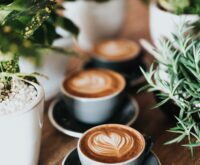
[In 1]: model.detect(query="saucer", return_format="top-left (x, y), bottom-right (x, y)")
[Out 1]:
top-left (62, 149), bottom-right (161, 165)
top-left (48, 96), bottom-right (139, 138)
top-left (83, 60), bottom-right (146, 87)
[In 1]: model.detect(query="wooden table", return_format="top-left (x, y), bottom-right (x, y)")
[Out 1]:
top-left (39, 0), bottom-right (200, 164)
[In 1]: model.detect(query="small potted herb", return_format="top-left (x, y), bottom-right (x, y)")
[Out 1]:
top-left (0, 54), bottom-right (44, 165)
top-left (0, 1), bottom-right (78, 163)
top-left (0, 0), bottom-right (79, 99)
top-left (62, 0), bottom-right (128, 50)
top-left (141, 24), bottom-right (200, 157)
top-left (149, 0), bottom-right (199, 46)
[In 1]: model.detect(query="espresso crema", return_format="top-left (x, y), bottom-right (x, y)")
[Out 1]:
top-left (94, 40), bottom-right (141, 62)
top-left (80, 124), bottom-right (145, 163)
top-left (63, 69), bottom-right (125, 98)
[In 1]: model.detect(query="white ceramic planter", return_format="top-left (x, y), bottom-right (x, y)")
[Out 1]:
top-left (150, 2), bottom-right (198, 47)
top-left (20, 53), bottom-right (67, 100)
top-left (20, 38), bottom-right (73, 100)
top-left (62, 0), bottom-right (127, 50)
top-left (0, 80), bottom-right (44, 165)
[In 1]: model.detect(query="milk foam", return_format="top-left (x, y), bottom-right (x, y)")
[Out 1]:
top-left (88, 131), bottom-right (134, 158)
top-left (80, 125), bottom-right (145, 163)
top-left (101, 42), bottom-right (127, 57)
top-left (71, 73), bottom-right (109, 94)
top-left (64, 69), bottom-right (125, 98)
top-left (94, 40), bottom-right (140, 61)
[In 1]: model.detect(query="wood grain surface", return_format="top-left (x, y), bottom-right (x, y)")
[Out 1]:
top-left (39, 0), bottom-right (200, 164)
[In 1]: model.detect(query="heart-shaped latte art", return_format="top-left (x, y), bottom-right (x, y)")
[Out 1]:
top-left (88, 131), bottom-right (134, 158)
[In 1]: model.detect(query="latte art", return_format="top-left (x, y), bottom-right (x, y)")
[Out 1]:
top-left (80, 124), bottom-right (145, 163)
top-left (88, 132), bottom-right (134, 158)
top-left (63, 69), bottom-right (125, 98)
top-left (73, 75), bottom-right (105, 88)
top-left (94, 40), bottom-right (141, 62)
top-left (70, 73), bottom-right (110, 94)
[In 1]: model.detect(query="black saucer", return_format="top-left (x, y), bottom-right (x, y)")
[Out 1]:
top-left (48, 96), bottom-right (139, 138)
top-left (83, 60), bottom-right (147, 88)
top-left (62, 149), bottom-right (161, 165)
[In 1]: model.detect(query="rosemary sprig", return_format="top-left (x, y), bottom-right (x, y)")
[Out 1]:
top-left (141, 23), bottom-right (200, 157)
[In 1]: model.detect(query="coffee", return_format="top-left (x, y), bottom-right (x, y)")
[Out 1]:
top-left (94, 40), bottom-right (141, 62)
top-left (63, 69), bottom-right (125, 98)
top-left (79, 124), bottom-right (145, 163)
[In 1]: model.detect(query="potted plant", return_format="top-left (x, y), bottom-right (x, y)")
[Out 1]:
top-left (141, 23), bottom-right (200, 156)
top-left (0, 0), bottom-right (79, 100)
top-left (149, 0), bottom-right (199, 47)
top-left (62, 0), bottom-right (128, 50)
top-left (0, 1), bottom-right (78, 163)
top-left (0, 52), bottom-right (44, 164)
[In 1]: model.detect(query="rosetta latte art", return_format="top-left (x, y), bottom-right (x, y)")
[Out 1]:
top-left (94, 40), bottom-right (140, 62)
top-left (72, 74), bottom-right (107, 94)
top-left (101, 42), bottom-right (128, 57)
top-left (64, 69), bottom-right (125, 98)
top-left (88, 131), bottom-right (134, 158)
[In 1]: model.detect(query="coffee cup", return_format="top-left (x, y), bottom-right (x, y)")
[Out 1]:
top-left (91, 39), bottom-right (143, 74)
top-left (78, 124), bottom-right (145, 165)
top-left (60, 69), bottom-right (126, 124)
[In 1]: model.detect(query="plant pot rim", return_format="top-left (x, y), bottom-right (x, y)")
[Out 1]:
top-left (150, 1), bottom-right (198, 17)
top-left (0, 78), bottom-right (44, 118)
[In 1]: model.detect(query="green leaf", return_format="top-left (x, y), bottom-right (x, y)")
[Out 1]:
top-left (182, 143), bottom-right (200, 148)
top-left (137, 84), bottom-right (150, 93)
top-left (0, 0), bottom-right (13, 5)
top-left (164, 133), bottom-right (187, 145)
top-left (151, 97), bottom-right (170, 109)
top-left (56, 16), bottom-right (79, 37)
top-left (31, 19), bottom-right (61, 45)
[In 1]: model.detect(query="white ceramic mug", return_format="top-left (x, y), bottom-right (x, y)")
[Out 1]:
top-left (60, 73), bottom-right (126, 124)
top-left (0, 80), bottom-right (45, 165)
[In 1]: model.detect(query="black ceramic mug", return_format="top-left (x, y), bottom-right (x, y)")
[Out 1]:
top-left (90, 39), bottom-right (144, 74)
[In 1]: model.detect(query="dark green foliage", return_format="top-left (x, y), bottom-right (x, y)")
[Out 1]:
top-left (0, 0), bottom-right (79, 92)
top-left (56, 17), bottom-right (79, 38)
top-left (0, 57), bottom-right (20, 73)
top-left (158, 0), bottom-right (200, 14)
top-left (0, 56), bottom-right (20, 90)
top-left (0, 0), bottom-right (79, 63)
top-left (0, 0), bottom-right (108, 92)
